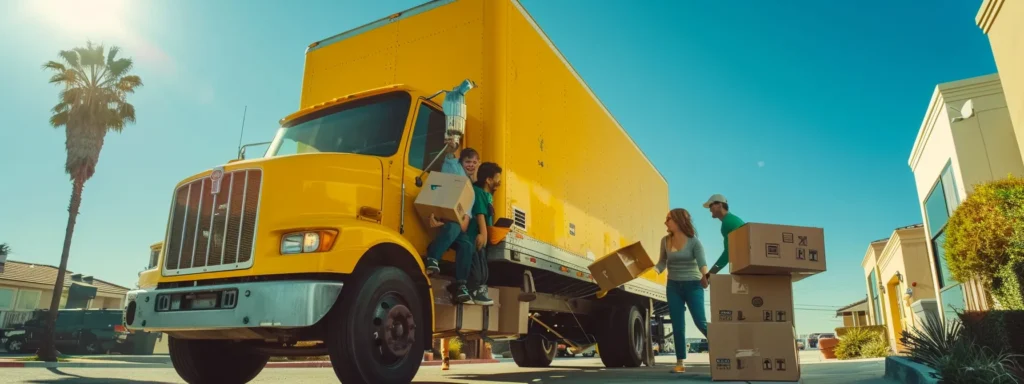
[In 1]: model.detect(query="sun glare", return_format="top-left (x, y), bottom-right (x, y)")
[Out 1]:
top-left (29, 0), bottom-right (132, 40)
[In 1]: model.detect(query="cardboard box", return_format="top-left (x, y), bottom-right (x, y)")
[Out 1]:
top-left (431, 279), bottom-right (500, 334)
top-left (587, 241), bottom-right (655, 292)
top-left (710, 274), bottom-right (794, 324)
top-left (496, 286), bottom-right (530, 335)
top-left (709, 322), bottom-right (800, 382)
top-left (729, 223), bottom-right (827, 276)
top-left (414, 171), bottom-right (475, 224)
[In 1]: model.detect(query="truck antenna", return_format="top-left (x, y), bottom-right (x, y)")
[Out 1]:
top-left (236, 105), bottom-right (248, 156)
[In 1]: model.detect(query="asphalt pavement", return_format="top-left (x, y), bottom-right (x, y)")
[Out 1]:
top-left (0, 355), bottom-right (895, 384)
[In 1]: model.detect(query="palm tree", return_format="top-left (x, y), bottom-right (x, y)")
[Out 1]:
top-left (38, 42), bottom-right (142, 361)
top-left (0, 243), bottom-right (10, 258)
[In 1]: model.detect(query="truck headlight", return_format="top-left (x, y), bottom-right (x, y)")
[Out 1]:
top-left (281, 230), bottom-right (338, 254)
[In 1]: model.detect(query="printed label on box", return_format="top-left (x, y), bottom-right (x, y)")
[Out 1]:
top-left (776, 358), bottom-right (787, 371)
top-left (716, 358), bottom-right (732, 370)
top-left (783, 232), bottom-right (794, 243)
top-left (766, 243), bottom-right (781, 258)
top-left (797, 248), bottom-right (806, 260)
top-left (810, 249), bottom-right (819, 261)
top-left (752, 296), bottom-right (764, 307)
top-left (763, 310), bottom-right (773, 321)
top-left (762, 358), bottom-right (773, 370)
top-left (718, 310), bottom-right (734, 321)
top-left (776, 310), bottom-right (787, 322)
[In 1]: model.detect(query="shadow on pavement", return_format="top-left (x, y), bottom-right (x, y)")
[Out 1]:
top-left (15, 369), bottom-right (174, 384)
top-left (437, 364), bottom-right (713, 383)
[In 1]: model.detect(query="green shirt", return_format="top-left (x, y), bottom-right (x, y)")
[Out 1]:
top-left (466, 185), bottom-right (493, 240)
top-left (710, 212), bottom-right (745, 273)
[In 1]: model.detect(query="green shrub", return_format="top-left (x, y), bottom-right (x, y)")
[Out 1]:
top-left (835, 325), bottom-right (886, 338)
top-left (448, 338), bottom-right (463, 360)
top-left (960, 310), bottom-right (1024, 379)
top-left (835, 327), bottom-right (886, 360)
top-left (932, 340), bottom-right (1021, 384)
top-left (944, 176), bottom-right (1024, 309)
top-left (861, 336), bottom-right (891, 358)
top-left (901, 313), bottom-right (963, 367)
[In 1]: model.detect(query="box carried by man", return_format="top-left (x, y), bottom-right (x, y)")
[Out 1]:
top-left (728, 223), bottom-right (827, 278)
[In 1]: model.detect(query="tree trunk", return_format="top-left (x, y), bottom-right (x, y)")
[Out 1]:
top-left (37, 179), bottom-right (84, 362)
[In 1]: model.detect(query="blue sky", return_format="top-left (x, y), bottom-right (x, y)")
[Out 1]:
top-left (0, 0), bottom-right (996, 338)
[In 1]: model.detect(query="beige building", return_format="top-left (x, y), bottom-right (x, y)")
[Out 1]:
top-left (908, 73), bottom-right (1024, 324)
top-left (861, 224), bottom-right (936, 352)
top-left (835, 298), bottom-right (869, 327)
top-left (0, 260), bottom-right (129, 328)
top-left (977, 0), bottom-right (1024, 160)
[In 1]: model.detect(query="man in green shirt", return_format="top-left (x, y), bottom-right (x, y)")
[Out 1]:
top-left (454, 161), bottom-right (502, 305)
top-left (703, 194), bottom-right (745, 275)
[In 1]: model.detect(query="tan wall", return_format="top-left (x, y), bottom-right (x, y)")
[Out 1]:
top-left (950, 91), bottom-right (1024, 192)
top-left (979, 0), bottom-right (1024, 161)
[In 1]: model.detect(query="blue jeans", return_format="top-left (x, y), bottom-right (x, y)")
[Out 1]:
top-left (667, 279), bottom-right (708, 360)
top-left (425, 221), bottom-right (478, 284)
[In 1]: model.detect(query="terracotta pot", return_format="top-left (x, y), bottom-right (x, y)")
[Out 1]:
top-left (818, 338), bottom-right (839, 359)
top-left (423, 352), bottom-right (434, 361)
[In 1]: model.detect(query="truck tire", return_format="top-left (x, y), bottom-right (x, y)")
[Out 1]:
top-left (326, 266), bottom-right (424, 384)
top-left (168, 337), bottom-right (268, 384)
top-left (596, 305), bottom-right (645, 368)
top-left (509, 333), bottom-right (556, 368)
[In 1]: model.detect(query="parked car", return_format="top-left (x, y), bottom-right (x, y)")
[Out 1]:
top-left (688, 339), bottom-right (709, 353)
top-left (3, 309), bottom-right (127, 355)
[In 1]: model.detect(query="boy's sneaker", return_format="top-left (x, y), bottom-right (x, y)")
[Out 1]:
top-left (425, 259), bottom-right (440, 276)
top-left (453, 283), bottom-right (473, 304)
top-left (471, 286), bottom-right (494, 306)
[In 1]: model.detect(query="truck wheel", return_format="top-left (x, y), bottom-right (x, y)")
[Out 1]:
top-left (326, 266), bottom-right (424, 384)
top-left (509, 333), bottom-right (556, 367)
top-left (596, 305), bottom-right (645, 368)
top-left (168, 337), bottom-right (268, 384)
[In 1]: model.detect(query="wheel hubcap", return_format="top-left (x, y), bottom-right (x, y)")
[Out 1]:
top-left (373, 293), bottom-right (416, 362)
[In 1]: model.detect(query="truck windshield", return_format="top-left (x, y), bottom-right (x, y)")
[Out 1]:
top-left (267, 91), bottom-right (412, 158)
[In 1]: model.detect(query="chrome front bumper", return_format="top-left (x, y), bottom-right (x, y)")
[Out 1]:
top-left (123, 280), bottom-right (343, 332)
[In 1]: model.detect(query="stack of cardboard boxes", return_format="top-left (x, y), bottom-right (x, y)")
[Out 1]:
top-left (708, 223), bottom-right (827, 382)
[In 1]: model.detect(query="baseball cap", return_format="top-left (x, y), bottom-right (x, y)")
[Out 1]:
top-left (702, 194), bottom-right (727, 208)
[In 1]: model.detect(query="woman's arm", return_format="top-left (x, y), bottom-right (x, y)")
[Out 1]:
top-left (654, 236), bottom-right (668, 274)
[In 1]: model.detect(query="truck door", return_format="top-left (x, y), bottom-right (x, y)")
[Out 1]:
top-left (401, 101), bottom-right (449, 255)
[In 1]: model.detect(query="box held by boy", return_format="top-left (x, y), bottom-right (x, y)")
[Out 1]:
top-left (414, 171), bottom-right (475, 225)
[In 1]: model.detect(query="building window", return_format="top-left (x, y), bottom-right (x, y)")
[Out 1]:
top-left (14, 290), bottom-right (41, 311)
top-left (941, 284), bottom-right (966, 323)
top-left (924, 161), bottom-right (966, 322)
top-left (869, 272), bottom-right (883, 325)
top-left (0, 287), bottom-right (15, 311)
top-left (932, 231), bottom-right (955, 288)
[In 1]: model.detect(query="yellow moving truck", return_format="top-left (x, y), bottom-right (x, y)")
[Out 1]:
top-left (125, 0), bottom-right (669, 383)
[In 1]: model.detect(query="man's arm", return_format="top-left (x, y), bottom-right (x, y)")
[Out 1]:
top-left (708, 216), bottom-right (744, 274)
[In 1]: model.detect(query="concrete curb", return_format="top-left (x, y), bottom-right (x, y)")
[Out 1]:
top-left (884, 356), bottom-right (939, 384)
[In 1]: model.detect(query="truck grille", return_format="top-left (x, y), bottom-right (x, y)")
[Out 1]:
top-left (164, 169), bottom-right (263, 274)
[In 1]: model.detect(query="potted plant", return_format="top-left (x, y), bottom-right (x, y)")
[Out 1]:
top-left (819, 337), bottom-right (839, 359)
